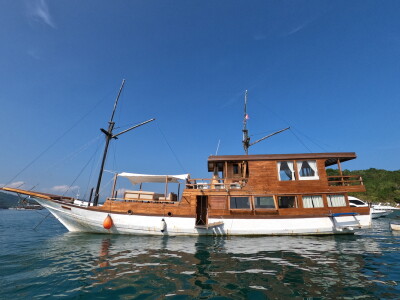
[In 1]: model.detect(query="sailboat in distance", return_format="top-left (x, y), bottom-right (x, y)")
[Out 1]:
top-left (1, 83), bottom-right (371, 235)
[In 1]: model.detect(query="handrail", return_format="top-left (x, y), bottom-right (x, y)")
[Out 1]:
top-left (107, 197), bottom-right (176, 204)
top-left (327, 175), bottom-right (363, 186)
top-left (185, 177), bottom-right (248, 190)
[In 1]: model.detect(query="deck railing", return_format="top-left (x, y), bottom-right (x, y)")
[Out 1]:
top-left (185, 178), bottom-right (247, 190)
top-left (327, 175), bottom-right (363, 186)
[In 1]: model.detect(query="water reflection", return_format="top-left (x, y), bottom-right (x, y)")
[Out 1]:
top-left (2, 209), bottom-right (398, 299)
top-left (36, 230), bottom-right (398, 299)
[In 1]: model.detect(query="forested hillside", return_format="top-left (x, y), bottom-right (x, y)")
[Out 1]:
top-left (327, 168), bottom-right (400, 204)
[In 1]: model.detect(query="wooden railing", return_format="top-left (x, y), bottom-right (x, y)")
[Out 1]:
top-left (185, 178), bottom-right (247, 190)
top-left (328, 175), bottom-right (363, 186)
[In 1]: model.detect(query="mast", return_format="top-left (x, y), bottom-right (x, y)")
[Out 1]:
top-left (93, 80), bottom-right (155, 206)
top-left (242, 90), bottom-right (250, 155)
top-left (241, 90), bottom-right (290, 155)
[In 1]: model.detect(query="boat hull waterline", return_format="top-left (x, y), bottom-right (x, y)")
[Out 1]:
top-left (36, 198), bottom-right (371, 236)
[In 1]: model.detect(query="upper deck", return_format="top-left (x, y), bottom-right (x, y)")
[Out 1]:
top-left (186, 152), bottom-right (365, 194)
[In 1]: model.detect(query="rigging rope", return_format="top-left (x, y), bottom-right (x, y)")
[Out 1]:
top-left (251, 97), bottom-right (331, 153)
top-left (156, 122), bottom-right (188, 174)
top-left (3, 93), bottom-right (110, 188)
top-left (288, 129), bottom-right (313, 153)
top-left (62, 143), bottom-right (103, 198)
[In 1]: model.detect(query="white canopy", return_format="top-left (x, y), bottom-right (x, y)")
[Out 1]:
top-left (118, 172), bottom-right (189, 185)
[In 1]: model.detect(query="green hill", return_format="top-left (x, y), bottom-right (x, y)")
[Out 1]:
top-left (327, 168), bottom-right (400, 204)
top-left (0, 191), bottom-right (20, 209)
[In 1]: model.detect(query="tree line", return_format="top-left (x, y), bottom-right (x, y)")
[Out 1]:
top-left (327, 168), bottom-right (400, 204)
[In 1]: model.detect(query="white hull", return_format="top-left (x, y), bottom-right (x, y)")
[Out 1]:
top-left (372, 209), bottom-right (393, 218)
top-left (390, 223), bottom-right (400, 231)
top-left (36, 198), bottom-right (371, 236)
top-left (371, 210), bottom-right (392, 219)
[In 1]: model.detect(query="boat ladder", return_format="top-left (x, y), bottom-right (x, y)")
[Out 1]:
top-left (330, 212), bottom-right (361, 232)
top-left (195, 221), bottom-right (224, 229)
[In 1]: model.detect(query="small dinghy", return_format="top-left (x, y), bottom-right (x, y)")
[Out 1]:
top-left (390, 222), bottom-right (400, 231)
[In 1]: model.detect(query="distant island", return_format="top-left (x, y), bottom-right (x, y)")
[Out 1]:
top-left (0, 191), bottom-right (39, 209)
top-left (327, 168), bottom-right (400, 204)
top-left (0, 191), bottom-right (21, 209)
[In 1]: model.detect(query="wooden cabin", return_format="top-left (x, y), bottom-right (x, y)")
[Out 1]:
top-left (184, 152), bottom-right (367, 226)
top-left (98, 152), bottom-right (368, 228)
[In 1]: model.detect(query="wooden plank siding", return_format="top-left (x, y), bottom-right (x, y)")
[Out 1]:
top-left (96, 153), bottom-right (366, 218)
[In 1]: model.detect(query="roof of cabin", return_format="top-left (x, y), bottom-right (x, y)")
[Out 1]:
top-left (207, 152), bottom-right (357, 170)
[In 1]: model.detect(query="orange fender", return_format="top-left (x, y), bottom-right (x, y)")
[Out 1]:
top-left (103, 214), bottom-right (113, 230)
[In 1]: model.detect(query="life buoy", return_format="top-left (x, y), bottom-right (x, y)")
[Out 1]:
top-left (103, 214), bottom-right (113, 230)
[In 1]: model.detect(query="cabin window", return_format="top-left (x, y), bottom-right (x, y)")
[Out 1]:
top-left (277, 196), bottom-right (297, 208)
top-left (254, 196), bottom-right (275, 209)
top-left (233, 163), bottom-right (240, 175)
top-left (278, 161), bottom-right (295, 181)
top-left (302, 195), bottom-right (324, 208)
top-left (297, 160), bottom-right (319, 180)
top-left (230, 197), bottom-right (251, 209)
top-left (327, 194), bottom-right (346, 207)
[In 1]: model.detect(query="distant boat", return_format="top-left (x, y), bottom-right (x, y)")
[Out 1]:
top-left (9, 194), bottom-right (43, 210)
top-left (348, 196), bottom-right (389, 219)
top-left (390, 222), bottom-right (400, 231)
top-left (0, 191), bottom-right (42, 210)
top-left (373, 203), bottom-right (400, 210)
top-left (1, 82), bottom-right (371, 236)
top-left (372, 203), bottom-right (399, 218)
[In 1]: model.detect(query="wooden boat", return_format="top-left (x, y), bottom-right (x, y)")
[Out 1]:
top-left (0, 82), bottom-right (371, 236)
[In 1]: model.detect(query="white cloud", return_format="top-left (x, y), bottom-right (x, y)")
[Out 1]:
top-left (27, 0), bottom-right (56, 29)
top-left (2, 181), bottom-right (25, 188)
top-left (51, 185), bottom-right (79, 193)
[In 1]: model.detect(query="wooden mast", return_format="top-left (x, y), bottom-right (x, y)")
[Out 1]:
top-left (93, 80), bottom-right (125, 206)
top-left (93, 80), bottom-right (155, 206)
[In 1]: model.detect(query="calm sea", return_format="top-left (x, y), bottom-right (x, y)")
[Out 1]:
top-left (0, 210), bottom-right (399, 299)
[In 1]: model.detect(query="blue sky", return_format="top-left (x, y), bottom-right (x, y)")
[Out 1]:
top-left (1, 0), bottom-right (399, 198)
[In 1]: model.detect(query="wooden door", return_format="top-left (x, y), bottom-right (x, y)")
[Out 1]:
top-left (196, 196), bottom-right (208, 226)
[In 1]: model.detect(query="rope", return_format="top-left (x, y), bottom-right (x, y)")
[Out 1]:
top-left (156, 122), bottom-right (188, 174)
top-left (250, 97), bottom-right (331, 153)
top-left (3, 93), bottom-right (110, 188)
top-left (289, 127), bottom-right (331, 152)
top-left (62, 147), bottom-right (102, 198)
top-left (288, 129), bottom-right (313, 153)
top-left (82, 137), bottom-right (103, 200)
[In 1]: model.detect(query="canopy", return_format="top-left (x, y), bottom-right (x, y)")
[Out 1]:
top-left (118, 172), bottom-right (189, 185)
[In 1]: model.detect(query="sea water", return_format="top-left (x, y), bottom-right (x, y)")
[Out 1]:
top-left (0, 210), bottom-right (399, 299)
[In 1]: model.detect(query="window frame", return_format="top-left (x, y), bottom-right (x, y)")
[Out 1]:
top-left (253, 195), bottom-right (276, 209)
top-left (233, 163), bottom-right (240, 175)
top-left (277, 195), bottom-right (298, 209)
top-left (302, 195), bottom-right (324, 208)
top-left (277, 161), bottom-right (295, 181)
top-left (297, 160), bottom-right (319, 180)
top-left (229, 196), bottom-right (252, 210)
top-left (327, 194), bottom-right (347, 207)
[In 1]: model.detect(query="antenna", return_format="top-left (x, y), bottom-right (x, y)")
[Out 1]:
top-left (241, 90), bottom-right (290, 154)
top-left (215, 139), bottom-right (221, 155)
top-left (242, 90), bottom-right (250, 154)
